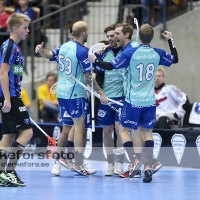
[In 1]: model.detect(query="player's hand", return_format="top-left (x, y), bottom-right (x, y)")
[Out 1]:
top-left (162, 31), bottom-right (173, 40)
top-left (100, 94), bottom-right (108, 104)
top-left (96, 45), bottom-right (109, 55)
top-left (88, 53), bottom-right (97, 63)
top-left (2, 99), bottom-right (11, 113)
top-left (35, 42), bottom-right (44, 53)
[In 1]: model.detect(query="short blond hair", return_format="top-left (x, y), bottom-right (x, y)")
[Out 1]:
top-left (7, 13), bottom-right (31, 32)
top-left (157, 67), bottom-right (165, 76)
top-left (139, 24), bottom-right (154, 44)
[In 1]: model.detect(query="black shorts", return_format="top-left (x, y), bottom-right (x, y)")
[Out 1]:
top-left (0, 97), bottom-right (32, 134)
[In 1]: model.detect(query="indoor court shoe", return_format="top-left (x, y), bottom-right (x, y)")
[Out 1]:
top-left (152, 161), bottom-right (162, 174)
top-left (133, 170), bottom-right (141, 178)
top-left (51, 161), bottom-right (62, 176)
top-left (0, 176), bottom-right (17, 187)
top-left (129, 158), bottom-right (142, 178)
top-left (143, 166), bottom-right (153, 183)
top-left (104, 163), bottom-right (114, 176)
top-left (113, 162), bottom-right (123, 175)
top-left (120, 168), bottom-right (141, 178)
top-left (73, 163), bottom-right (90, 177)
top-left (0, 171), bottom-right (26, 186)
top-left (85, 167), bottom-right (97, 175)
top-left (59, 158), bottom-right (73, 171)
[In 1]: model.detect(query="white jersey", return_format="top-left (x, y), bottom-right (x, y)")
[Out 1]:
top-left (155, 84), bottom-right (187, 121)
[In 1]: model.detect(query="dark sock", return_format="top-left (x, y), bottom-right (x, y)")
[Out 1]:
top-left (144, 140), bottom-right (154, 166)
top-left (6, 141), bottom-right (25, 173)
top-left (123, 141), bottom-right (136, 162)
top-left (117, 154), bottom-right (124, 164)
top-left (66, 140), bottom-right (74, 148)
top-left (74, 152), bottom-right (83, 166)
top-left (0, 149), bottom-right (8, 173)
top-left (107, 154), bottom-right (114, 165)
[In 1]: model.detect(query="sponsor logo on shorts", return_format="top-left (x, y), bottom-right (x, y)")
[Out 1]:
top-left (24, 118), bottom-right (30, 124)
top-left (149, 119), bottom-right (156, 125)
top-left (71, 110), bottom-right (79, 115)
top-left (63, 111), bottom-right (71, 118)
top-left (124, 120), bottom-right (137, 125)
top-left (19, 106), bottom-right (27, 112)
top-left (98, 110), bottom-right (107, 117)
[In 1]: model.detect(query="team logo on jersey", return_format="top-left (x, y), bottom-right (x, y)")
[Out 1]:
top-left (195, 103), bottom-right (200, 115)
top-left (12, 64), bottom-right (23, 76)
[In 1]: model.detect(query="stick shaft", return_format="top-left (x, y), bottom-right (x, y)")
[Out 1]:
top-left (30, 117), bottom-right (48, 137)
top-left (70, 75), bottom-right (123, 106)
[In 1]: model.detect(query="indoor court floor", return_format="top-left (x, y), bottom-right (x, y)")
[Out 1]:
top-left (0, 159), bottom-right (200, 200)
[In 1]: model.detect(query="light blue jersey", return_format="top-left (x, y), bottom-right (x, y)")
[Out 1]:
top-left (111, 44), bottom-right (175, 106)
top-left (122, 41), bottom-right (140, 96)
top-left (57, 40), bottom-right (91, 99)
top-left (96, 47), bottom-right (124, 98)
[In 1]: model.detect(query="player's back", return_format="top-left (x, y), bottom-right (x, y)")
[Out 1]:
top-left (57, 40), bottom-right (87, 99)
top-left (126, 45), bottom-right (160, 106)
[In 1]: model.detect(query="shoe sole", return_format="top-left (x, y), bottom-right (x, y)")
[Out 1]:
top-left (89, 171), bottom-right (97, 175)
top-left (113, 173), bottom-right (122, 176)
top-left (133, 175), bottom-right (141, 178)
top-left (51, 172), bottom-right (60, 176)
top-left (105, 174), bottom-right (113, 176)
top-left (0, 183), bottom-right (18, 187)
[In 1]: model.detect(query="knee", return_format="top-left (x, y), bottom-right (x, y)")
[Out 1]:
top-left (103, 130), bottom-right (113, 138)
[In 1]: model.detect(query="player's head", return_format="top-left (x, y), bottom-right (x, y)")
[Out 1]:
top-left (104, 24), bottom-right (117, 48)
top-left (114, 23), bottom-right (133, 48)
top-left (18, 0), bottom-right (29, 8)
top-left (46, 72), bottom-right (58, 88)
top-left (0, 0), bottom-right (6, 13)
top-left (7, 13), bottom-right (30, 41)
top-left (139, 24), bottom-right (154, 44)
top-left (72, 21), bottom-right (89, 44)
top-left (155, 67), bottom-right (165, 87)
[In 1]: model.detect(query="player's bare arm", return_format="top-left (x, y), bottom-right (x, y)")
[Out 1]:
top-left (84, 72), bottom-right (107, 104)
top-left (0, 63), bottom-right (11, 112)
top-left (35, 42), bottom-right (53, 59)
